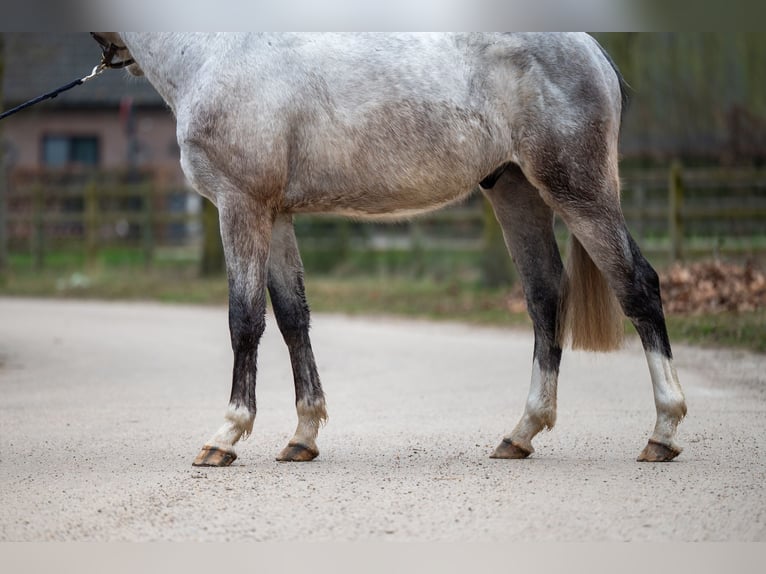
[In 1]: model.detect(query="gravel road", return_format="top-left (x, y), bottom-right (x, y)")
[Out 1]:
top-left (1, 297), bottom-right (764, 541)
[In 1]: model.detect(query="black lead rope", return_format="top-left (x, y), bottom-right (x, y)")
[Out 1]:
top-left (0, 35), bottom-right (134, 122)
top-left (0, 61), bottom-right (108, 122)
top-left (0, 73), bottom-right (98, 121)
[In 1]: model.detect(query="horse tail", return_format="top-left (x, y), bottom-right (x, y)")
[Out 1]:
top-left (557, 235), bottom-right (624, 352)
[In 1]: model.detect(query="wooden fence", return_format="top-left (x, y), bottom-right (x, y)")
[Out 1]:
top-left (0, 164), bottom-right (765, 272)
top-left (621, 164), bottom-right (766, 262)
top-left (293, 163), bottom-right (766, 265)
top-left (0, 168), bottom-right (199, 269)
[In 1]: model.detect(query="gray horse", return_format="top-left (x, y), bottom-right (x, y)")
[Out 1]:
top-left (91, 32), bottom-right (686, 465)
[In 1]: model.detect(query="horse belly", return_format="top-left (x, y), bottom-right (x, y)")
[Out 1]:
top-left (282, 101), bottom-right (504, 217)
top-left (283, 155), bottom-right (484, 218)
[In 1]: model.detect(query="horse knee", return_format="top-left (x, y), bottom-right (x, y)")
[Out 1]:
top-left (228, 292), bottom-right (267, 351)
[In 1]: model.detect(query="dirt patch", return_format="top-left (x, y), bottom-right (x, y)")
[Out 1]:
top-left (1, 298), bottom-right (765, 541)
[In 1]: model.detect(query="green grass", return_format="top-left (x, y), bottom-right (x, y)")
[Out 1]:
top-left (0, 267), bottom-right (229, 304)
top-left (665, 311), bottom-right (766, 354)
top-left (307, 278), bottom-right (766, 354)
top-left (0, 264), bottom-right (764, 354)
top-left (7, 245), bottom-right (200, 271)
top-left (305, 276), bottom-right (530, 327)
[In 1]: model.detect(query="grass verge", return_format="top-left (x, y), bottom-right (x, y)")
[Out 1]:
top-left (664, 311), bottom-right (766, 354)
top-left (0, 268), bottom-right (763, 353)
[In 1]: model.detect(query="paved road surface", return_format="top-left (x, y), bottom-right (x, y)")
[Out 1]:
top-left (1, 297), bottom-right (764, 541)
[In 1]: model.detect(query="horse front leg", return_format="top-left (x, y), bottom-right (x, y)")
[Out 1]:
top-left (268, 214), bottom-right (327, 462)
top-left (192, 200), bottom-right (274, 467)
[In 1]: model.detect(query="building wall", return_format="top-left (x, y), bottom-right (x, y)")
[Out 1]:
top-left (2, 106), bottom-right (186, 185)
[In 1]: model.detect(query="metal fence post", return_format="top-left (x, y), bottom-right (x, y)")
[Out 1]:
top-left (669, 160), bottom-right (684, 262)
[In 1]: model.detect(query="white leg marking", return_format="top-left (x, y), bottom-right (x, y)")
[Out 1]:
top-left (288, 398), bottom-right (328, 453)
top-left (645, 351), bottom-right (687, 449)
top-left (507, 360), bottom-right (558, 453)
top-left (205, 403), bottom-right (255, 451)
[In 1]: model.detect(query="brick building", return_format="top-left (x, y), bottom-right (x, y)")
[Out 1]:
top-left (2, 32), bottom-right (184, 183)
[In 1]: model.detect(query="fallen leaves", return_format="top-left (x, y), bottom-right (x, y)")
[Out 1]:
top-left (505, 260), bottom-right (766, 316)
top-left (660, 260), bottom-right (766, 314)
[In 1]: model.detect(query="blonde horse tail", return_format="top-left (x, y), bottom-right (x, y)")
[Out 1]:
top-left (557, 235), bottom-right (624, 352)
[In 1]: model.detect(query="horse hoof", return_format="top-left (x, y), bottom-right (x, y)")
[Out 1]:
top-left (276, 442), bottom-right (319, 462)
top-left (636, 439), bottom-right (681, 462)
top-left (192, 445), bottom-right (237, 467)
top-left (490, 438), bottom-right (532, 459)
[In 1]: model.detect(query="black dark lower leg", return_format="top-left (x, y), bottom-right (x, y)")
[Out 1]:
top-left (618, 234), bottom-right (672, 358)
top-left (571, 219), bottom-right (673, 358)
top-left (267, 216), bottom-right (324, 409)
top-left (228, 278), bottom-right (267, 414)
top-left (268, 275), bottom-right (323, 407)
top-left (526, 255), bottom-right (564, 375)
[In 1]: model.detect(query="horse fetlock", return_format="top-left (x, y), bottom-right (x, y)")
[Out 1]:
top-left (660, 397), bottom-right (687, 425)
top-left (679, 397), bottom-right (688, 419)
top-left (282, 398), bottom-right (327, 460)
top-left (297, 397), bottom-right (328, 428)
top-left (530, 406), bottom-right (557, 431)
top-left (652, 409), bottom-right (685, 447)
top-left (225, 403), bottom-right (256, 440)
top-left (204, 404), bottom-right (255, 454)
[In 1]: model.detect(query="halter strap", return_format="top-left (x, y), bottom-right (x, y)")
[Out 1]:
top-left (90, 33), bottom-right (136, 69)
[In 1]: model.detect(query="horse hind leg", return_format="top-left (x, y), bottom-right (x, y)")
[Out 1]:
top-left (585, 226), bottom-right (686, 461)
top-left (525, 136), bottom-right (686, 461)
top-left (623, 233), bottom-right (687, 462)
top-left (482, 164), bottom-right (564, 459)
top-left (268, 214), bottom-right (327, 462)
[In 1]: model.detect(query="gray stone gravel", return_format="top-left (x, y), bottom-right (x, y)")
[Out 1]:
top-left (1, 297), bottom-right (764, 541)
